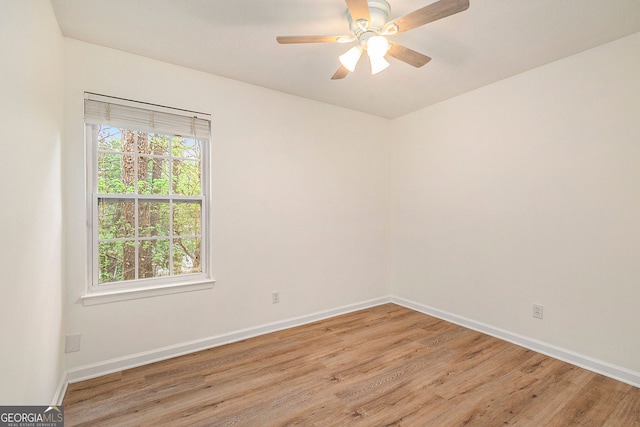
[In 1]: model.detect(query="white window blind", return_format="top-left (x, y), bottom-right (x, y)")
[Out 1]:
top-left (84, 93), bottom-right (211, 138)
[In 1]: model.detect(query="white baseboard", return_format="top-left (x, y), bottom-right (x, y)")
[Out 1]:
top-left (64, 296), bottom-right (392, 386)
top-left (53, 373), bottom-right (68, 406)
top-left (56, 294), bottom-right (639, 405)
top-left (391, 296), bottom-right (640, 388)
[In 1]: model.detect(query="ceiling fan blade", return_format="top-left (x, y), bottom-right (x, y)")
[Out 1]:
top-left (277, 35), bottom-right (345, 44)
top-left (386, 0), bottom-right (469, 33)
top-left (387, 43), bottom-right (432, 67)
top-left (331, 65), bottom-right (350, 80)
top-left (345, 0), bottom-right (371, 23)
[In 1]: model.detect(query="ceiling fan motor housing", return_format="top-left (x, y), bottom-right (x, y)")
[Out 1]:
top-left (348, 0), bottom-right (391, 35)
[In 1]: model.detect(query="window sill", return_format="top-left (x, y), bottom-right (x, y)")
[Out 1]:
top-left (81, 279), bottom-right (214, 306)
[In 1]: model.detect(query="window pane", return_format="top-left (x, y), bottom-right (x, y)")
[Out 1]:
top-left (139, 201), bottom-right (170, 237)
top-left (98, 199), bottom-right (135, 239)
top-left (98, 126), bottom-right (122, 151)
top-left (172, 136), bottom-right (201, 160)
top-left (139, 156), bottom-right (170, 195)
top-left (147, 133), bottom-right (170, 157)
top-left (138, 239), bottom-right (170, 278)
top-left (98, 153), bottom-right (135, 194)
top-left (173, 238), bottom-right (201, 275)
top-left (173, 200), bottom-right (201, 236)
top-left (98, 240), bottom-right (136, 284)
top-left (172, 159), bottom-right (201, 196)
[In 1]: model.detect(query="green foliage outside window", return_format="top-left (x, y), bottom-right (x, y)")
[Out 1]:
top-left (96, 126), bottom-right (203, 284)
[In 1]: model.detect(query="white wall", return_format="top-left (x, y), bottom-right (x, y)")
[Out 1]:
top-left (0, 0), bottom-right (65, 403)
top-left (63, 39), bottom-right (390, 369)
top-left (391, 33), bottom-right (640, 372)
top-left (46, 9), bottom-right (640, 384)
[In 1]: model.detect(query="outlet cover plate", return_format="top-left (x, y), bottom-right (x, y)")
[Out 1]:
top-left (533, 304), bottom-right (543, 319)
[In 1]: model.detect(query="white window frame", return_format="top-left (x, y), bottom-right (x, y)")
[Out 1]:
top-left (83, 93), bottom-right (213, 304)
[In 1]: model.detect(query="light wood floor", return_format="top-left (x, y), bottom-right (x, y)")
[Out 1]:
top-left (63, 303), bottom-right (639, 426)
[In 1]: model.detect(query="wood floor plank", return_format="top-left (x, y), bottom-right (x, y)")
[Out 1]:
top-left (505, 360), bottom-right (594, 425)
top-left (603, 386), bottom-right (640, 426)
top-left (62, 303), bottom-right (640, 426)
top-left (419, 355), bottom-right (541, 426)
top-left (546, 374), bottom-right (633, 427)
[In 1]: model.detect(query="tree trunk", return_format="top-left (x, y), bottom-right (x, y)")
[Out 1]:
top-left (122, 130), bottom-right (137, 280)
top-left (136, 132), bottom-right (154, 278)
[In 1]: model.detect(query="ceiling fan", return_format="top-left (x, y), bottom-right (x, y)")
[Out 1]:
top-left (277, 0), bottom-right (470, 79)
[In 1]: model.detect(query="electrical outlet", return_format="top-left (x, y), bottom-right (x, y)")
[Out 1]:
top-left (272, 291), bottom-right (280, 304)
top-left (65, 334), bottom-right (81, 353)
top-left (532, 304), bottom-right (543, 319)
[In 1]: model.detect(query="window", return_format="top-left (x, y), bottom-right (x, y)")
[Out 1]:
top-left (84, 93), bottom-right (212, 296)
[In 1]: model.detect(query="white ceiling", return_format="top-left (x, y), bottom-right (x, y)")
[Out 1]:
top-left (50, 0), bottom-right (640, 119)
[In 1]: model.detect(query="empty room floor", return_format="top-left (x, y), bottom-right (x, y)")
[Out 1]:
top-left (63, 303), bottom-right (640, 426)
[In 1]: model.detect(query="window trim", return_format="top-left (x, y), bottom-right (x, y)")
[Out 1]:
top-left (84, 93), bottom-right (214, 300)
top-left (81, 280), bottom-right (214, 306)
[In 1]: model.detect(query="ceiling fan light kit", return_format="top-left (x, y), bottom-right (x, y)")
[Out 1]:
top-left (366, 35), bottom-right (389, 57)
top-left (369, 55), bottom-right (390, 74)
top-left (339, 45), bottom-right (363, 72)
top-left (276, 0), bottom-right (470, 79)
